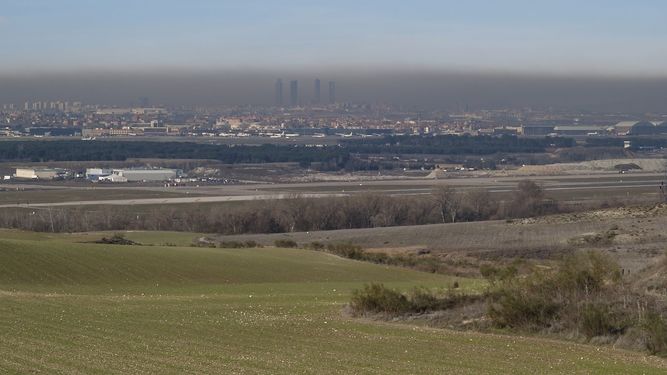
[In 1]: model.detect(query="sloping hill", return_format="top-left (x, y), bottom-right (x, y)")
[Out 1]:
top-left (0, 239), bottom-right (451, 292)
top-left (0, 236), bottom-right (665, 374)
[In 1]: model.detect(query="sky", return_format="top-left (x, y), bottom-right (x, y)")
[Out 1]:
top-left (1, 0), bottom-right (666, 76)
top-left (1, 1), bottom-right (667, 110)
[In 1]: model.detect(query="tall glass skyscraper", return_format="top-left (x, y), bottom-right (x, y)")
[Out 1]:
top-left (314, 79), bottom-right (321, 104)
top-left (290, 80), bottom-right (298, 107)
top-left (275, 79), bottom-right (283, 107)
top-left (328, 81), bottom-right (336, 104)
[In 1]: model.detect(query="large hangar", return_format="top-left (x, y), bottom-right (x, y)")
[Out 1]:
top-left (88, 168), bottom-right (181, 182)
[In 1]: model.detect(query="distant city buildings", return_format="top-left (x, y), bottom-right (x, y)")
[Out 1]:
top-left (275, 79), bottom-right (283, 107)
top-left (4, 89), bottom-right (667, 143)
top-left (314, 79), bottom-right (321, 105)
top-left (290, 80), bottom-right (298, 107)
top-left (273, 78), bottom-right (334, 106)
top-left (17, 100), bottom-right (80, 112)
top-left (328, 81), bottom-right (336, 104)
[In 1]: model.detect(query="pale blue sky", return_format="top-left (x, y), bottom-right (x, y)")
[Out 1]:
top-left (1, 0), bottom-right (666, 75)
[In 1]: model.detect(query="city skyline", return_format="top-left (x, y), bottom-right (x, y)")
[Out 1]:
top-left (272, 78), bottom-right (334, 107)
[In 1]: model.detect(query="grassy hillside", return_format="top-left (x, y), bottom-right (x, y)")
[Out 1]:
top-left (0, 238), bottom-right (457, 293)
top-left (0, 235), bottom-right (665, 374)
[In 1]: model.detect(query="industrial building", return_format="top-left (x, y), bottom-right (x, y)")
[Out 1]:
top-left (521, 121), bottom-right (667, 137)
top-left (14, 167), bottom-right (68, 180)
top-left (613, 121), bottom-right (667, 136)
top-left (90, 168), bottom-right (180, 183)
top-left (85, 168), bottom-right (113, 181)
top-left (552, 125), bottom-right (608, 136)
top-left (520, 124), bottom-right (556, 136)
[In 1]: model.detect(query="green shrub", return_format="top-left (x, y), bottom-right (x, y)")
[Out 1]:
top-left (488, 288), bottom-right (559, 329)
top-left (350, 283), bottom-right (411, 315)
top-left (485, 251), bottom-right (626, 332)
top-left (326, 243), bottom-right (364, 259)
top-left (557, 251), bottom-right (621, 294)
top-left (580, 303), bottom-right (625, 338)
top-left (410, 287), bottom-right (440, 312)
top-left (96, 233), bottom-right (140, 246)
top-left (351, 284), bottom-right (477, 315)
top-left (307, 241), bottom-right (325, 250)
top-left (218, 240), bottom-right (262, 248)
top-left (244, 240), bottom-right (261, 248)
top-left (642, 311), bottom-right (667, 356)
top-left (219, 241), bottom-right (245, 248)
top-left (363, 251), bottom-right (390, 264)
top-left (480, 264), bottom-right (518, 285)
top-left (274, 239), bottom-right (298, 248)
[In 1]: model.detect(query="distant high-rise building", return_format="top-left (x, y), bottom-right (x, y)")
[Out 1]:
top-left (275, 79), bottom-right (283, 107)
top-left (328, 81), bottom-right (336, 104)
top-left (314, 79), bottom-right (321, 104)
top-left (290, 80), bottom-right (298, 107)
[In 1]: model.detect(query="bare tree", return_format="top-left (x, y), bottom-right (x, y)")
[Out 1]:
top-left (508, 180), bottom-right (553, 218)
top-left (432, 186), bottom-right (462, 223)
top-left (462, 189), bottom-right (497, 220)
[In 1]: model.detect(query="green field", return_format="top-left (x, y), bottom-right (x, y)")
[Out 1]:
top-left (0, 231), bottom-right (665, 374)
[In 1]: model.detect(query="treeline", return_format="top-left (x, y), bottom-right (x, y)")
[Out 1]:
top-left (0, 141), bottom-right (349, 165)
top-left (0, 181), bottom-right (558, 233)
top-left (0, 136), bottom-right (576, 164)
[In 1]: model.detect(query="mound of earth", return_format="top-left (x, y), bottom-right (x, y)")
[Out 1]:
top-left (515, 158), bottom-right (667, 176)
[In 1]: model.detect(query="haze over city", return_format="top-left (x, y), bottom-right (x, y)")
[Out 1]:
top-left (1, 0), bottom-right (666, 110)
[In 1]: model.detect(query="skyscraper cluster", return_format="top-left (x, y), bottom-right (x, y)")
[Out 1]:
top-left (274, 78), bottom-right (335, 107)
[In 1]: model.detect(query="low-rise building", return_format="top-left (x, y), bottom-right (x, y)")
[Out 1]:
top-left (553, 125), bottom-right (608, 136)
top-left (612, 121), bottom-right (667, 136)
top-left (109, 168), bottom-right (180, 182)
top-left (85, 168), bottom-right (113, 181)
top-left (520, 124), bottom-right (555, 136)
top-left (14, 167), bottom-right (68, 180)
